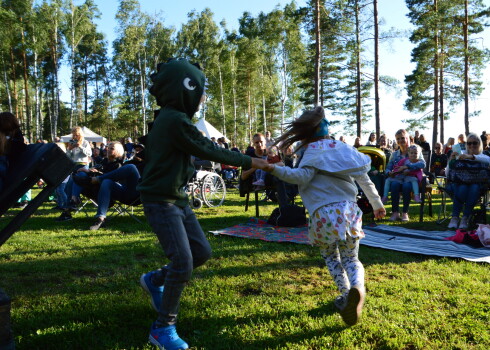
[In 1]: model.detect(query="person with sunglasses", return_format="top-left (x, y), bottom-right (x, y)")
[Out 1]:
top-left (446, 133), bottom-right (490, 229)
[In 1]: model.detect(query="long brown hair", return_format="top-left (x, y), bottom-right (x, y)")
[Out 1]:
top-left (274, 106), bottom-right (326, 151)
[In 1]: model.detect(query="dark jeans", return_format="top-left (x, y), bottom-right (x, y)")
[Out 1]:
top-left (265, 173), bottom-right (291, 207)
top-left (448, 182), bottom-right (482, 217)
top-left (95, 164), bottom-right (140, 218)
top-left (143, 202), bottom-right (212, 327)
top-left (390, 181), bottom-right (413, 213)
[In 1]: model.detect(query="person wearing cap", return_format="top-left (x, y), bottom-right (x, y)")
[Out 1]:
top-left (261, 106), bottom-right (386, 326)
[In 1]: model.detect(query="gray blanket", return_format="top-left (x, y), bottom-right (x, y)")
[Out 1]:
top-left (362, 224), bottom-right (489, 263)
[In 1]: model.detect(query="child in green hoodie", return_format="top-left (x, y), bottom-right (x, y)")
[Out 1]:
top-left (137, 58), bottom-right (268, 350)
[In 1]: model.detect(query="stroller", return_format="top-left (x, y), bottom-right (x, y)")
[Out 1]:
top-left (356, 146), bottom-right (387, 215)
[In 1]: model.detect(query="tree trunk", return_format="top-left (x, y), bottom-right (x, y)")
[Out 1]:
top-left (280, 46), bottom-right (287, 134)
top-left (432, 0), bottom-right (439, 150)
top-left (21, 20), bottom-right (32, 141)
top-left (9, 48), bottom-right (19, 122)
top-left (439, 46), bottom-right (444, 144)
top-left (218, 63), bottom-right (226, 136)
top-left (84, 61), bottom-right (88, 123)
top-left (373, 0), bottom-right (380, 141)
top-left (2, 58), bottom-right (12, 113)
top-left (33, 49), bottom-right (42, 140)
top-left (314, 0), bottom-right (321, 106)
top-left (355, 0), bottom-right (362, 138)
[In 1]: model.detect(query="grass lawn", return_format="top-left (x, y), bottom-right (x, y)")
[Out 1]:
top-left (0, 188), bottom-right (489, 349)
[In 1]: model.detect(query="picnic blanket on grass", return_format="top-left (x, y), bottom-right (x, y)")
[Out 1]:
top-left (210, 218), bottom-right (490, 263)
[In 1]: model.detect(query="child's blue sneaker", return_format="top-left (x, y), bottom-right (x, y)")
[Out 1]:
top-left (149, 323), bottom-right (189, 350)
top-left (140, 272), bottom-right (164, 312)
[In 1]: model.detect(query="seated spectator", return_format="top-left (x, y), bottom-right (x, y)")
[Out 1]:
top-left (253, 145), bottom-right (281, 188)
top-left (443, 137), bottom-right (455, 155)
top-left (0, 112), bottom-right (26, 194)
top-left (125, 143), bottom-right (146, 173)
top-left (418, 134), bottom-right (431, 153)
top-left (76, 141), bottom-right (124, 179)
top-left (57, 141), bottom-right (124, 221)
top-left (366, 132), bottom-right (376, 146)
top-left (446, 133), bottom-right (490, 230)
top-left (60, 126), bottom-right (93, 211)
top-left (241, 133), bottom-right (292, 207)
top-left (429, 142), bottom-right (447, 178)
top-left (353, 137), bottom-right (362, 148)
top-left (79, 164), bottom-right (142, 230)
top-left (413, 130), bottom-right (420, 145)
top-left (452, 133), bottom-right (467, 154)
top-left (378, 134), bottom-right (392, 160)
top-left (382, 144), bottom-right (424, 205)
top-left (385, 129), bottom-right (426, 222)
top-left (91, 147), bottom-right (103, 166)
top-left (481, 133), bottom-right (490, 157)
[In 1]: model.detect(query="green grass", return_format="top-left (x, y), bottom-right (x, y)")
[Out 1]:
top-left (1, 188), bottom-right (489, 349)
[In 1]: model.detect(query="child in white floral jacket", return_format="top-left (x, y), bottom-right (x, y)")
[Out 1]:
top-left (263, 107), bottom-right (386, 326)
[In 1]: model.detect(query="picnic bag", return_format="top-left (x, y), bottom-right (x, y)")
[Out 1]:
top-left (447, 159), bottom-right (490, 184)
top-left (267, 204), bottom-right (307, 227)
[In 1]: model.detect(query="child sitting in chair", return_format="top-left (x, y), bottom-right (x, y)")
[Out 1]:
top-left (382, 144), bottom-right (424, 204)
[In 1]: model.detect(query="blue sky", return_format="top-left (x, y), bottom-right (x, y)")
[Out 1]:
top-left (69, 0), bottom-right (490, 142)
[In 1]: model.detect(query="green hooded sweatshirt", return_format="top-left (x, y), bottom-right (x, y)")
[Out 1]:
top-left (137, 58), bottom-right (252, 207)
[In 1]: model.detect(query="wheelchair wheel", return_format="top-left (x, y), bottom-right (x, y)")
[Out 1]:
top-left (190, 197), bottom-right (203, 210)
top-left (201, 173), bottom-right (226, 207)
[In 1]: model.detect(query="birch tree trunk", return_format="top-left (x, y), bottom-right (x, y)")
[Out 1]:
top-left (355, 0), bottom-right (362, 138)
top-left (2, 59), bottom-right (12, 113)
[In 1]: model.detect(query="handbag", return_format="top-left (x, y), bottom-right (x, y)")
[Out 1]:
top-left (447, 159), bottom-right (490, 184)
top-left (267, 204), bottom-right (307, 227)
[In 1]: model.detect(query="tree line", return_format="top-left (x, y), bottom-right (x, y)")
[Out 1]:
top-left (0, 0), bottom-right (488, 148)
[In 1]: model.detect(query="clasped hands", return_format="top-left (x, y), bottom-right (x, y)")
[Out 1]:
top-left (250, 157), bottom-right (279, 172)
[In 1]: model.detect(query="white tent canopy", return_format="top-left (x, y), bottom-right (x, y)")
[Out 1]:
top-left (194, 118), bottom-right (225, 140)
top-left (60, 126), bottom-right (107, 144)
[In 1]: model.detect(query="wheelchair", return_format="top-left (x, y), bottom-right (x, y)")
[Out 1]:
top-left (186, 169), bottom-right (226, 209)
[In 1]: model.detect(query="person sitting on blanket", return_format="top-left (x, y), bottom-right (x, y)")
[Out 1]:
top-left (261, 106), bottom-right (386, 326)
top-left (446, 133), bottom-right (490, 230)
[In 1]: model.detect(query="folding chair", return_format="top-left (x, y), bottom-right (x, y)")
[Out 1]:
top-left (108, 197), bottom-right (144, 225)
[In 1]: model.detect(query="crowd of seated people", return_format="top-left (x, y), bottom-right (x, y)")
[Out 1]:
top-left (351, 128), bottom-right (490, 225)
top-left (4, 119), bottom-right (489, 232)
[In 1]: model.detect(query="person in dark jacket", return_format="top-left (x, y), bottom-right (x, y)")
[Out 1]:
top-left (136, 58), bottom-right (268, 350)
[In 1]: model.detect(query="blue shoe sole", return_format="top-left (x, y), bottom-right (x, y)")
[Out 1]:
top-left (149, 333), bottom-right (189, 350)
